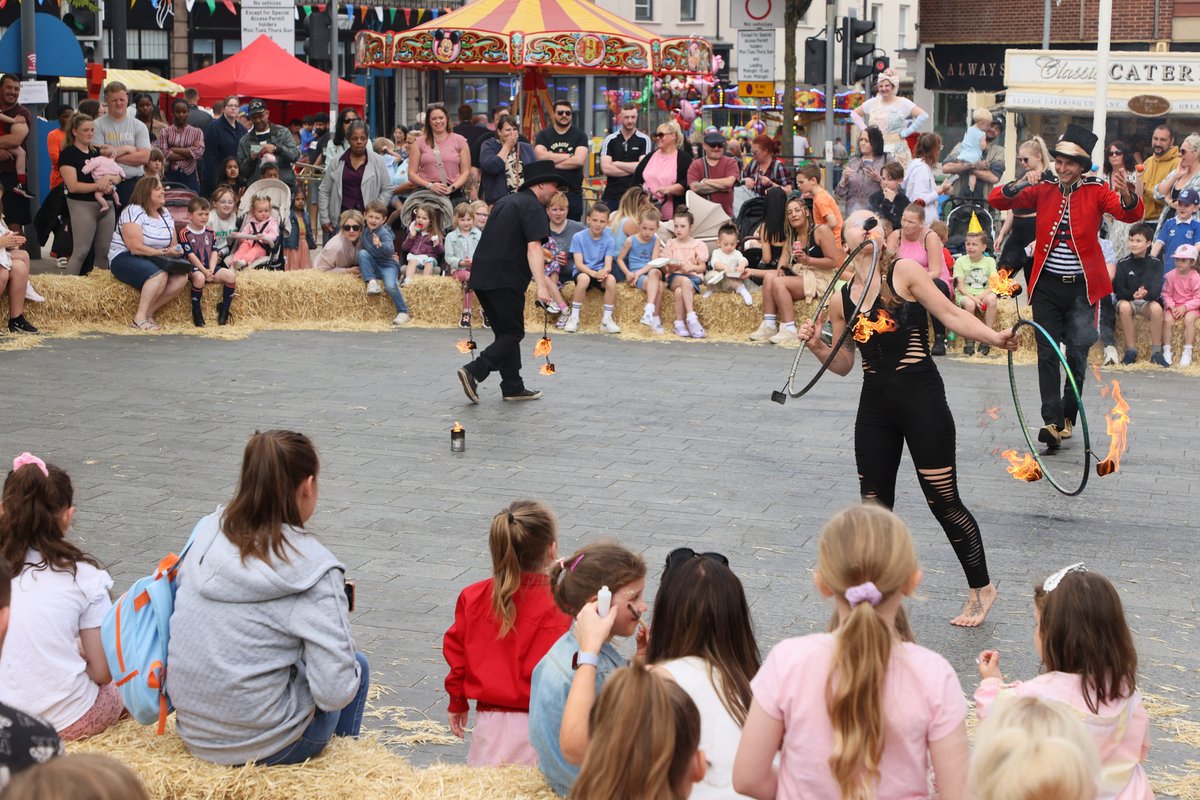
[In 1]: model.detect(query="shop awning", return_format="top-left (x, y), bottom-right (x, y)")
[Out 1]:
top-left (1004, 49), bottom-right (1200, 116)
top-left (58, 69), bottom-right (185, 94)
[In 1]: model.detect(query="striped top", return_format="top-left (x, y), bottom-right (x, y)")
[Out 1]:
top-left (156, 123), bottom-right (205, 176)
top-left (1042, 200), bottom-right (1084, 276)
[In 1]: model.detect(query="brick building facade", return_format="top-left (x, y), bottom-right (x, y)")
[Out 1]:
top-left (921, 0), bottom-right (1172, 46)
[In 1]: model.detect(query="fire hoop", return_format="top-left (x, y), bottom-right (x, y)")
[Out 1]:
top-left (771, 228), bottom-right (882, 404)
top-left (1006, 317), bottom-right (1096, 496)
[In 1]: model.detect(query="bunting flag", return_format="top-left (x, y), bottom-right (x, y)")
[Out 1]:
top-left (359, 4), bottom-right (367, 20)
top-left (205, 0), bottom-right (216, 13)
top-left (220, 0), bottom-right (235, 14)
top-left (402, 7), bottom-right (410, 25)
top-left (374, 5), bottom-right (382, 20)
top-left (414, 8), bottom-right (424, 22)
top-left (430, 9), bottom-right (438, 18)
top-left (185, 0), bottom-right (196, 11)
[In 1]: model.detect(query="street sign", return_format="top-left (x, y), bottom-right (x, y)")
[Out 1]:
top-left (730, 0), bottom-right (785, 29)
top-left (241, 0), bottom-right (296, 53)
top-left (737, 29), bottom-right (775, 83)
top-left (739, 81), bottom-right (775, 98)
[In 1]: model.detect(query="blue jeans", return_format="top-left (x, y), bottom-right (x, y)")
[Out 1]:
top-left (358, 250), bottom-right (408, 314)
top-left (259, 652), bottom-right (370, 766)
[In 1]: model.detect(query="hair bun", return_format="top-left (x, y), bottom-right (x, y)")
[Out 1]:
top-left (912, 199), bottom-right (927, 207)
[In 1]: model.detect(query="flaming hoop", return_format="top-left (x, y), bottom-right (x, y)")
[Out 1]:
top-left (771, 224), bottom-right (883, 404)
top-left (1005, 317), bottom-right (1095, 496)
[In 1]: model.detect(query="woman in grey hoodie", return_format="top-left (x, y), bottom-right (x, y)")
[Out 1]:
top-left (167, 430), bottom-right (368, 766)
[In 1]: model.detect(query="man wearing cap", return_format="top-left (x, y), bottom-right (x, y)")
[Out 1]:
top-left (600, 103), bottom-right (652, 207)
top-left (1151, 187), bottom-right (1200, 273)
top-left (687, 131), bottom-right (739, 216)
top-left (236, 99), bottom-right (300, 189)
top-left (989, 123), bottom-right (1144, 449)
top-left (457, 161), bottom-right (564, 403)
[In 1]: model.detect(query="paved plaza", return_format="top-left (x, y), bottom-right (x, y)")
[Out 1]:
top-left (0, 329), bottom-right (1196, 786)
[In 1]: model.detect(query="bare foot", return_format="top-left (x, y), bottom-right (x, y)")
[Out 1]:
top-left (950, 583), bottom-right (996, 627)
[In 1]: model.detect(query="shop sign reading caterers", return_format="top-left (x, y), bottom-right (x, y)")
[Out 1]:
top-left (1007, 50), bottom-right (1200, 87)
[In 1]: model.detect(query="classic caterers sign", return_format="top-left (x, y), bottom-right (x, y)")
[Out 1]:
top-left (1006, 50), bottom-right (1200, 87)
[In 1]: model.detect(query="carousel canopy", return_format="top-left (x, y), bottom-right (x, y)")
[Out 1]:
top-left (355, 0), bottom-right (712, 75)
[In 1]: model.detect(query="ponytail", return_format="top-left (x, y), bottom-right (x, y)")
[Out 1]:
top-left (222, 430), bottom-right (319, 564)
top-left (0, 459), bottom-right (93, 577)
top-left (488, 499), bottom-right (557, 637)
top-left (549, 541), bottom-right (645, 617)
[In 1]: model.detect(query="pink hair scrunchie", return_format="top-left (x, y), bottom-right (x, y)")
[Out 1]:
top-left (844, 581), bottom-right (883, 608)
top-left (12, 452), bottom-right (48, 477)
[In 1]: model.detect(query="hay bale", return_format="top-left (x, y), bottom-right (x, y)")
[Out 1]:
top-left (68, 717), bottom-right (557, 800)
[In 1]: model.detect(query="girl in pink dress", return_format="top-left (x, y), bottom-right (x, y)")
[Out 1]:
top-left (975, 564), bottom-right (1152, 800)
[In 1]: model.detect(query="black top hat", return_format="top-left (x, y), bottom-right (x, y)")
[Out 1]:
top-left (1050, 123), bottom-right (1098, 166)
top-left (519, 160), bottom-right (569, 192)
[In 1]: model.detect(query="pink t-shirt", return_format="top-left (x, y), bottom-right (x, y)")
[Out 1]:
top-left (415, 132), bottom-right (468, 185)
top-left (642, 150), bottom-right (681, 216)
top-left (752, 633), bottom-right (966, 800)
top-left (665, 237), bottom-right (708, 273)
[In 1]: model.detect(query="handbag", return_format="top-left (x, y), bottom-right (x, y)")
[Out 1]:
top-left (148, 255), bottom-right (192, 274)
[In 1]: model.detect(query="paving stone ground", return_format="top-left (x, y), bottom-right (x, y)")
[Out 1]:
top-left (0, 330), bottom-right (1196, 788)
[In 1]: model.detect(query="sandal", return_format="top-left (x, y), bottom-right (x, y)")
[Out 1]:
top-left (130, 319), bottom-right (159, 331)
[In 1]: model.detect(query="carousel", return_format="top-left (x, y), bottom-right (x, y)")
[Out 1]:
top-left (354, 0), bottom-right (713, 137)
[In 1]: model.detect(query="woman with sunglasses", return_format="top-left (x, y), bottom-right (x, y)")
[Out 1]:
top-left (1103, 141), bottom-right (1141, 259)
top-left (313, 209), bottom-right (364, 275)
top-left (410, 103), bottom-right (471, 206)
top-left (534, 102), bottom-right (590, 220)
top-left (996, 137), bottom-right (1053, 282)
top-left (631, 120), bottom-right (692, 218)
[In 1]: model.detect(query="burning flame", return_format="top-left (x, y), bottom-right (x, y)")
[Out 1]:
top-left (451, 421), bottom-right (464, 433)
top-left (1096, 379), bottom-right (1129, 476)
top-left (456, 339), bottom-right (477, 353)
top-left (1001, 450), bottom-right (1044, 482)
top-left (539, 362), bottom-right (556, 376)
top-left (1092, 363), bottom-right (1103, 384)
top-left (989, 269), bottom-right (1020, 299)
top-left (533, 337), bottom-right (553, 358)
top-left (851, 309), bottom-right (898, 343)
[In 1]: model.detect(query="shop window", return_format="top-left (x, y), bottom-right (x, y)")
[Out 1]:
top-left (897, 6), bottom-right (909, 48)
top-left (933, 92), bottom-right (967, 147)
top-left (681, 0), bottom-right (696, 22)
top-left (635, 0), bottom-right (653, 21)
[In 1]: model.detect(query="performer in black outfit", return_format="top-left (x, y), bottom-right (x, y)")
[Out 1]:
top-left (457, 161), bottom-right (565, 403)
top-left (798, 210), bottom-right (1018, 627)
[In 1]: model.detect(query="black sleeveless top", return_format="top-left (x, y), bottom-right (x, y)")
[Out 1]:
top-left (841, 266), bottom-right (935, 377)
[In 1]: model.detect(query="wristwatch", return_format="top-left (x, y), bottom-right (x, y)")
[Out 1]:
top-left (572, 651), bottom-right (599, 670)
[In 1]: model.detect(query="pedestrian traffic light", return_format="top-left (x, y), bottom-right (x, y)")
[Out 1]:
top-left (804, 36), bottom-right (826, 86)
top-left (63, 6), bottom-right (100, 39)
top-left (871, 53), bottom-right (890, 77)
top-left (840, 16), bottom-right (875, 86)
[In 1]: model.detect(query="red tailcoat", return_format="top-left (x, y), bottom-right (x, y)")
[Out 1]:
top-left (988, 176), bottom-right (1144, 305)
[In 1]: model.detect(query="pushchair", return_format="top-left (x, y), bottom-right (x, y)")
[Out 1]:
top-left (235, 178), bottom-right (292, 270)
top-left (942, 196), bottom-right (997, 256)
top-left (396, 190), bottom-right (454, 274)
top-left (658, 191), bottom-right (731, 248)
top-left (163, 180), bottom-right (200, 237)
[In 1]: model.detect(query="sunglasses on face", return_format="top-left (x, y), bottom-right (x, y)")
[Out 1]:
top-left (556, 110), bottom-right (573, 116)
top-left (664, 547), bottom-right (729, 574)
top-left (706, 142), bottom-right (724, 148)
top-left (654, 132), bottom-right (668, 139)
top-left (1108, 150), bottom-right (1122, 156)
top-left (342, 224), bottom-right (362, 231)
top-left (1017, 157), bottom-right (1029, 163)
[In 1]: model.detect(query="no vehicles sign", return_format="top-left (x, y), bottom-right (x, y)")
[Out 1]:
top-left (730, 0), bottom-right (784, 29)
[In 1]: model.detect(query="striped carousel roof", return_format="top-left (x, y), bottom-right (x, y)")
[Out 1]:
top-left (409, 0), bottom-right (659, 40)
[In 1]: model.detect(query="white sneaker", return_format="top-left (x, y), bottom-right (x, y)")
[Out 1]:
top-left (1183, 348), bottom-right (1194, 367)
top-left (392, 312), bottom-right (411, 326)
top-left (1164, 345), bottom-right (1174, 364)
top-left (651, 316), bottom-right (664, 334)
top-left (1103, 345), bottom-right (1119, 366)
top-left (366, 279), bottom-right (382, 295)
top-left (24, 282), bottom-right (45, 303)
top-left (640, 309), bottom-right (655, 327)
top-left (600, 318), bottom-right (621, 334)
top-left (564, 316), bottom-right (579, 333)
top-left (749, 321), bottom-right (778, 341)
top-left (769, 327), bottom-right (799, 345)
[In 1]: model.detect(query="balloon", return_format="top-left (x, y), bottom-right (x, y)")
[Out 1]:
top-left (679, 99), bottom-right (697, 123)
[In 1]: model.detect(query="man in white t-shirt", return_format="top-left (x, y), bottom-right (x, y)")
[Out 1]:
top-left (793, 126), bottom-right (810, 159)
top-left (93, 81), bottom-right (151, 206)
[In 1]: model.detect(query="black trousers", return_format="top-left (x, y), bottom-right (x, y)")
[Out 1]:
top-left (565, 190), bottom-right (584, 221)
top-left (856, 370), bottom-right (990, 589)
top-left (1030, 276), bottom-right (1097, 427)
top-left (464, 287), bottom-right (527, 396)
top-left (1098, 295), bottom-right (1117, 347)
top-left (930, 278), bottom-right (953, 339)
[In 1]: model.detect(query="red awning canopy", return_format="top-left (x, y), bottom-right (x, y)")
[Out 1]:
top-left (177, 35), bottom-right (366, 109)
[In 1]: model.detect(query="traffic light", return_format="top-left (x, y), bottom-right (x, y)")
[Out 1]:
top-left (804, 37), bottom-right (826, 86)
top-left (63, 6), bottom-right (100, 39)
top-left (840, 16), bottom-right (875, 86)
top-left (305, 11), bottom-right (331, 61)
top-left (871, 53), bottom-right (890, 77)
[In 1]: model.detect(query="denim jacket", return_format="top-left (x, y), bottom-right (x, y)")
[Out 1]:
top-left (528, 629), bottom-right (624, 796)
top-left (284, 208), bottom-right (316, 250)
top-left (360, 223), bottom-right (395, 261)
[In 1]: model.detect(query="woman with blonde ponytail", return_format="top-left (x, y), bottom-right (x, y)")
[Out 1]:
top-left (442, 499), bottom-right (568, 766)
top-left (732, 504), bottom-right (969, 800)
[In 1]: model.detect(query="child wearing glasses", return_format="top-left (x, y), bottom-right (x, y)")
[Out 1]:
top-left (975, 564), bottom-right (1151, 800)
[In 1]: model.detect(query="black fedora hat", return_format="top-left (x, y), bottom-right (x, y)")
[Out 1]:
top-left (519, 160), bottom-right (569, 192)
top-left (1050, 123), bottom-right (1098, 166)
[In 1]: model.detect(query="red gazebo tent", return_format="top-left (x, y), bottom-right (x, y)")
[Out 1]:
top-left (177, 35), bottom-right (366, 113)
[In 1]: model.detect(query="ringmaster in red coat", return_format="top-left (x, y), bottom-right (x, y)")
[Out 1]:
top-left (989, 124), bottom-right (1143, 450)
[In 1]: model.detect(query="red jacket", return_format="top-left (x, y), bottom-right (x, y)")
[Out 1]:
top-left (443, 573), bottom-right (570, 714)
top-left (988, 176), bottom-right (1144, 305)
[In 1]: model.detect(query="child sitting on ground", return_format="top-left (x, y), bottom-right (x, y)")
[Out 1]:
top-left (227, 194), bottom-right (278, 270)
top-left (706, 222), bottom-right (755, 306)
top-left (952, 231), bottom-right (999, 355)
top-left (0, 454), bottom-right (124, 742)
top-left (733, 504), bottom-right (968, 799)
top-left (949, 108), bottom-right (994, 193)
top-left (210, 186), bottom-right (239, 260)
top-left (869, 161), bottom-right (909, 233)
top-left (566, 203), bottom-right (621, 334)
top-left (443, 501), bottom-right (570, 766)
top-left (1114, 223), bottom-right (1165, 365)
top-left (663, 206), bottom-right (708, 339)
top-left (445, 202), bottom-right (483, 329)
top-left (284, 188), bottom-right (316, 271)
top-left (360, 200), bottom-right (410, 327)
top-left (1161, 242), bottom-right (1200, 366)
top-left (544, 192), bottom-right (581, 325)
top-left (1152, 188), bottom-right (1200, 272)
top-left (618, 206), bottom-right (665, 334)
top-left (180, 197), bottom-right (236, 327)
top-left (976, 563), bottom-right (1152, 800)
top-left (401, 204), bottom-right (444, 284)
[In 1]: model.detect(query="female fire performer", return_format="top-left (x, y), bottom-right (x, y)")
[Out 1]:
top-left (797, 210), bottom-right (1018, 627)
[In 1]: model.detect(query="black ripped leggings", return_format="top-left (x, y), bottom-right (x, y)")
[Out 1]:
top-left (855, 369), bottom-right (990, 589)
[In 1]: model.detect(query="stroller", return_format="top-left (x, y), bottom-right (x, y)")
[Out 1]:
top-left (658, 190), bottom-right (731, 248)
top-left (942, 196), bottom-right (997, 256)
top-left (163, 180), bottom-right (200, 237)
top-left (235, 178), bottom-right (292, 270)
top-left (396, 190), bottom-right (454, 273)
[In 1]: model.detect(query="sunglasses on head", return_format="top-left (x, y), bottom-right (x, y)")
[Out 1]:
top-left (664, 547), bottom-right (729, 574)
top-left (342, 224), bottom-right (362, 231)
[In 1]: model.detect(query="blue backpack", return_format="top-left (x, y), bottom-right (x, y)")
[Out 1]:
top-left (101, 521), bottom-right (201, 734)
